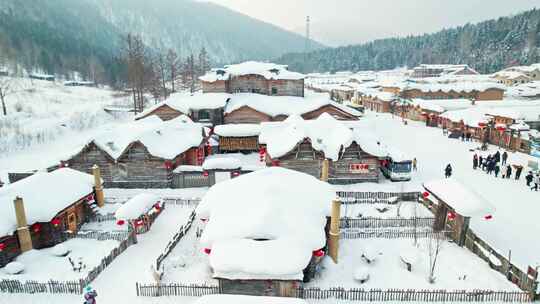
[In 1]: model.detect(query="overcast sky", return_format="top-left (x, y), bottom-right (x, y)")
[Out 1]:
top-left (203, 0), bottom-right (539, 46)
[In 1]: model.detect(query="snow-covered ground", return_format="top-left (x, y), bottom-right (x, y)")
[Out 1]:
top-left (311, 238), bottom-right (519, 291)
top-left (351, 112), bottom-right (540, 271)
top-left (342, 201), bottom-right (433, 219)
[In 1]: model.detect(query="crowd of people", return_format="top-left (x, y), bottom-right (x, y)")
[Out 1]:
top-left (472, 150), bottom-right (540, 191)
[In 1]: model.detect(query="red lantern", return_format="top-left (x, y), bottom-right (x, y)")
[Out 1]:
top-left (32, 223), bottom-right (42, 233)
top-left (85, 193), bottom-right (95, 202)
top-left (116, 219), bottom-right (125, 226)
top-left (232, 171), bottom-right (240, 177)
top-left (447, 212), bottom-right (456, 221)
top-left (51, 218), bottom-right (61, 228)
top-left (478, 122), bottom-right (487, 128)
top-left (484, 215), bottom-right (493, 220)
top-left (204, 248), bottom-right (211, 255)
top-left (496, 126), bottom-right (506, 132)
top-left (271, 160), bottom-right (280, 167)
top-left (153, 203), bottom-right (161, 212)
top-left (201, 218), bottom-right (208, 223)
top-left (313, 249), bottom-right (325, 257)
top-left (203, 171), bottom-right (209, 177)
top-left (0, 243), bottom-right (5, 252)
top-left (164, 160), bottom-right (173, 170)
top-left (422, 191), bottom-right (430, 199)
top-left (134, 219), bottom-right (144, 227)
top-left (206, 143), bottom-right (212, 156)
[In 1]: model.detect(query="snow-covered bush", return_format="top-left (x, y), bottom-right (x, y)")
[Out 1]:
top-left (353, 266), bottom-right (370, 283)
top-left (51, 244), bottom-right (70, 257)
top-left (4, 262), bottom-right (25, 275)
top-left (361, 245), bottom-right (378, 264)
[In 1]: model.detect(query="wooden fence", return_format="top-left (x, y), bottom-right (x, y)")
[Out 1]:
top-left (341, 228), bottom-right (447, 239)
top-left (294, 287), bottom-right (532, 302)
top-left (336, 191), bottom-right (420, 204)
top-left (136, 282), bottom-right (220, 297)
top-left (66, 230), bottom-right (131, 242)
top-left (340, 217), bottom-right (434, 229)
top-left (162, 197), bottom-right (201, 207)
top-left (171, 172), bottom-right (214, 188)
top-left (86, 213), bottom-right (116, 223)
top-left (155, 210), bottom-right (197, 271)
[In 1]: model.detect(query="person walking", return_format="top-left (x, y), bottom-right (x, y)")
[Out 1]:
top-left (505, 165), bottom-right (512, 179)
top-left (488, 160), bottom-right (496, 175)
top-left (479, 155), bottom-right (484, 171)
top-left (502, 151), bottom-right (508, 165)
top-left (412, 158), bottom-right (417, 171)
top-left (83, 286), bottom-right (97, 304)
top-left (473, 154), bottom-right (478, 170)
top-left (494, 163), bottom-right (500, 178)
top-left (494, 151), bottom-right (501, 164)
top-left (526, 171), bottom-right (534, 187)
top-left (445, 164), bottom-right (453, 178)
top-left (515, 165), bottom-right (523, 180)
top-left (532, 174), bottom-right (540, 191)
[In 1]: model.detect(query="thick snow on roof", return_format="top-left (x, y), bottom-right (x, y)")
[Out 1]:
top-left (351, 130), bottom-right (409, 161)
top-left (202, 157), bottom-right (242, 170)
top-left (405, 82), bottom-right (505, 93)
top-left (199, 61), bottom-right (305, 82)
top-left (493, 70), bottom-right (531, 80)
top-left (0, 168), bottom-right (96, 236)
top-left (115, 193), bottom-right (160, 220)
top-left (440, 108), bottom-right (490, 126)
top-left (214, 124), bottom-right (261, 137)
top-left (194, 295), bottom-right (307, 304)
top-left (196, 167), bottom-right (334, 279)
top-left (135, 93), bottom-right (231, 119)
top-left (411, 99), bottom-right (473, 113)
top-left (224, 93), bottom-right (362, 118)
top-left (72, 115), bottom-right (204, 161)
top-left (423, 179), bottom-right (495, 217)
top-left (259, 113), bottom-right (353, 160)
top-left (364, 91), bottom-right (397, 102)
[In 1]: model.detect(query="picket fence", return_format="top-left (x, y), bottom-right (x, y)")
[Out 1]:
top-left (341, 228), bottom-right (446, 239)
top-left (336, 191), bottom-right (420, 204)
top-left (136, 282), bottom-right (219, 297)
top-left (340, 217), bottom-right (434, 229)
top-left (155, 210), bottom-right (197, 270)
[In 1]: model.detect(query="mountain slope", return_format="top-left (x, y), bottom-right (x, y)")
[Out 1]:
top-left (0, 0), bottom-right (323, 83)
top-left (277, 9), bottom-right (540, 74)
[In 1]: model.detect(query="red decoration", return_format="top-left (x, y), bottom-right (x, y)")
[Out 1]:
top-left (206, 144), bottom-right (212, 156)
top-left (134, 219), bottom-right (144, 227)
top-left (478, 122), bottom-right (487, 128)
top-left (203, 171), bottom-right (209, 177)
top-left (51, 218), bottom-right (61, 227)
top-left (164, 160), bottom-right (173, 170)
top-left (422, 191), bottom-right (430, 199)
top-left (85, 193), bottom-right (95, 202)
top-left (203, 248), bottom-right (211, 255)
top-left (484, 215), bottom-right (493, 220)
top-left (447, 212), bottom-right (456, 221)
top-left (496, 126), bottom-right (506, 132)
top-left (271, 160), bottom-right (280, 167)
top-left (201, 218), bottom-right (208, 223)
top-left (32, 223), bottom-right (42, 233)
top-left (313, 249), bottom-right (325, 257)
top-left (154, 203), bottom-right (162, 212)
top-left (116, 219), bottom-right (125, 226)
top-left (0, 243), bottom-right (5, 252)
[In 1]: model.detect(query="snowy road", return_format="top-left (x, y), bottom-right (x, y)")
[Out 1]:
top-left (354, 112), bottom-right (540, 271)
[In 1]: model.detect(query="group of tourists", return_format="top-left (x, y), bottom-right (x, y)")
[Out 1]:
top-left (472, 150), bottom-right (540, 190)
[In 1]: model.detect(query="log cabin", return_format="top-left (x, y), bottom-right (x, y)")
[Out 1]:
top-left (199, 61), bottom-right (305, 97)
top-left (64, 115), bottom-right (209, 188)
top-left (214, 124), bottom-right (261, 152)
top-left (259, 114), bottom-right (381, 183)
top-left (196, 167), bottom-right (336, 297)
top-left (400, 83), bottom-right (505, 101)
top-left (0, 168), bottom-right (98, 267)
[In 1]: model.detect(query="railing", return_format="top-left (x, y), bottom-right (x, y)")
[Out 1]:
top-left (341, 228), bottom-right (446, 239)
top-left (155, 211), bottom-right (197, 271)
top-left (336, 191), bottom-right (420, 204)
top-left (340, 217), bottom-right (434, 229)
top-left (136, 282), bottom-right (219, 297)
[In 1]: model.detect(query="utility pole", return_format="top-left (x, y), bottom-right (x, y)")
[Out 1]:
top-left (304, 16), bottom-right (311, 73)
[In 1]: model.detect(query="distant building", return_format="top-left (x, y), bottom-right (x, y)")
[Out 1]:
top-left (492, 71), bottom-right (533, 86)
top-left (199, 61), bottom-right (305, 97)
top-left (411, 64), bottom-right (478, 78)
top-left (29, 73), bottom-right (55, 81)
top-left (400, 83), bottom-right (505, 101)
top-left (504, 64), bottom-right (540, 81)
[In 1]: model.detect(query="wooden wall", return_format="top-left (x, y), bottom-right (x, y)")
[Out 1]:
top-left (136, 104), bottom-right (186, 121)
top-left (219, 136), bottom-right (259, 152)
top-left (224, 106), bottom-right (272, 124)
top-left (302, 105), bottom-right (359, 121)
top-left (0, 235), bottom-right (20, 268)
top-left (219, 279), bottom-right (299, 297)
top-left (201, 80), bottom-right (227, 93)
top-left (68, 142), bottom-right (115, 185)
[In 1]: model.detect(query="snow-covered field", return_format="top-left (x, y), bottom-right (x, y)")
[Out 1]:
top-left (342, 201), bottom-right (433, 219)
top-left (311, 238), bottom-right (519, 291)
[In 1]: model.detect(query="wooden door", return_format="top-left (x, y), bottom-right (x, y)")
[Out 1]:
top-left (67, 213), bottom-right (77, 232)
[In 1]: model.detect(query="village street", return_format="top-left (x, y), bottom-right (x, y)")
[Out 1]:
top-left (353, 112), bottom-right (540, 273)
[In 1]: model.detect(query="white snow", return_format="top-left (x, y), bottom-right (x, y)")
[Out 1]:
top-left (193, 295), bottom-right (308, 304)
top-left (353, 266), bottom-right (370, 282)
top-left (199, 61), bottom-right (305, 82)
top-left (0, 168), bottom-right (96, 236)
top-left (405, 82), bottom-right (505, 93)
top-left (135, 93), bottom-right (231, 120)
top-left (114, 193), bottom-right (161, 220)
top-left (51, 244), bottom-right (70, 257)
top-left (202, 157), bottom-right (242, 170)
top-left (423, 179), bottom-right (495, 217)
top-left (213, 124), bottom-right (261, 137)
top-left (4, 262), bottom-right (25, 275)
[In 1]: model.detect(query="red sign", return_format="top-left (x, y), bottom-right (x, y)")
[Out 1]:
top-left (350, 163), bottom-right (369, 173)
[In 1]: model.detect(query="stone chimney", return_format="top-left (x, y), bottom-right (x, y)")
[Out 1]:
top-left (92, 165), bottom-right (105, 208)
top-left (328, 199), bottom-right (341, 263)
top-left (321, 159), bottom-right (330, 182)
top-left (13, 197), bottom-right (33, 252)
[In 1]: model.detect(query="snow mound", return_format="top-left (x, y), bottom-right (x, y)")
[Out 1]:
top-left (214, 124), bottom-right (261, 137)
top-left (194, 294), bottom-right (308, 304)
top-left (202, 157), bottom-right (242, 170)
top-left (361, 245), bottom-right (378, 263)
top-left (51, 244), bottom-right (70, 257)
top-left (4, 262), bottom-right (25, 275)
top-left (115, 193), bottom-right (160, 220)
top-left (353, 266), bottom-right (370, 283)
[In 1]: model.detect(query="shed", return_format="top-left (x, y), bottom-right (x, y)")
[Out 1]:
top-left (214, 124), bottom-right (261, 152)
top-left (115, 193), bottom-right (163, 234)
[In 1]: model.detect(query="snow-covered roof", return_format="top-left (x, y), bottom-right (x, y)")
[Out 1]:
top-left (411, 99), bottom-right (473, 113)
top-left (423, 179), bottom-right (495, 217)
top-left (493, 71), bottom-right (531, 80)
top-left (214, 124), bottom-right (261, 137)
top-left (350, 129), bottom-right (409, 161)
top-left (364, 91), bottom-right (397, 102)
top-left (405, 82), bottom-right (505, 93)
top-left (194, 295), bottom-right (307, 304)
top-left (0, 168), bottom-right (96, 236)
top-left (199, 61), bottom-right (305, 82)
top-left (135, 93), bottom-right (231, 120)
top-left (69, 115), bottom-right (204, 161)
top-left (225, 93), bottom-right (362, 119)
top-left (196, 167), bottom-right (334, 280)
top-left (439, 108), bottom-right (490, 126)
top-left (115, 193), bottom-right (160, 220)
top-left (202, 157), bottom-right (242, 170)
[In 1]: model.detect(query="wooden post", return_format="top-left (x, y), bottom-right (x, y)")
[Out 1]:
top-left (321, 159), bottom-right (329, 182)
top-left (92, 164), bottom-right (105, 208)
top-left (328, 199), bottom-right (341, 263)
top-left (13, 197), bottom-right (33, 252)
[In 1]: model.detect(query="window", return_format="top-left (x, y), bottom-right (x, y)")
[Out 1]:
top-left (198, 110), bottom-right (211, 120)
top-left (271, 87), bottom-right (278, 95)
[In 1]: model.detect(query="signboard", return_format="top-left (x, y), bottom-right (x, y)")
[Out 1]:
top-left (350, 163), bottom-right (369, 174)
top-left (527, 266), bottom-right (538, 280)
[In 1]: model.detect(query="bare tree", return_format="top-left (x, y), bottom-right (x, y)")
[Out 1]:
top-left (166, 49), bottom-right (180, 93)
top-left (123, 33), bottom-right (154, 113)
top-left (182, 54), bottom-right (198, 94)
top-left (197, 47), bottom-right (210, 77)
top-left (427, 232), bottom-right (444, 283)
top-left (154, 50), bottom-right (169, 100)
top-left (0, 77), bottom-right (14, 116)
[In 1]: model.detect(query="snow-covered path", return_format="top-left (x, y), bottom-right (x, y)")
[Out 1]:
top-left (355, 112), bottom-right (540, 271)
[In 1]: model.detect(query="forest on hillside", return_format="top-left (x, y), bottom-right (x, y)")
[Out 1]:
top-left (277, 9), bottom-right (540, 74)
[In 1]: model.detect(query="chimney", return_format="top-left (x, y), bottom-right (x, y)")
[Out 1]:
top-left (13, 197), bottom-right (33, 252)
top-left (321, 159), bottom-right (330, 182)
top-left (92, 165), bottom-right (105, 208)
top-left (328, 199), bottom-right (341, 263)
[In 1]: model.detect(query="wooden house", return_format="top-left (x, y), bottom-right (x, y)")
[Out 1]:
top-left (0, 168), bottom-right (99, 267)
top-left (196, 167), bottom-right (336, 297)
top-left (199, 61), bottom-right (305, 97)
top-left (259, 114), bottom-right (380, 183)
top-left (114, 193), bottom-right (164, 234)
top-left (214, 124), bottom-right (261, 152)
top-left (400, 83), bottom-right (505, 101)
top-left (64, 116), bottom-right (209, 188)
top-left (411, 64), bottom-right (478, 78)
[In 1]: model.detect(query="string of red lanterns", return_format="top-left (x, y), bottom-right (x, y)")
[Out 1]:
top-left (51, 218), bottom-right (61, 228)
top-left (0, 243), bottom-right (5, 252)
top-left (116, 219), bottom-right (125, 226)
top-left (313, 249), bottom-right (325, 257)
top-left (32, 223), bottom-right (42, 233)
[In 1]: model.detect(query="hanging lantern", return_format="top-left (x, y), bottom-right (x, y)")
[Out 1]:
top-left (203, 171), bottom-right (209, 177)
top-left (484, 215), bottom-right (493, 220)
top-left (313, 249), bottom-right (325, 257)
top-left (496, 126), bottom-right (506, 132)
top-left (478, 122), bottom-right (487, 128)
top-left (0, 243), bottom-right (5, 252)
top-left (85, 193), bottom-right (95, 203)
top-left (134, 219), bottom-right (144, 227)
top-left (232, 171), bottom-right (240, 177)
top-left (447, 212), bottom-right (456, 221)
top-left (203, 248), bottom-right (211, 255)
top-left (153, 202), bottom-right (162, 212)
top-left (51, 218), bottom-right (61, 228)
top-left (201, 218), bottom-right (208, 223)
top-left (164, 160), bottom-right (173, 170)
top-left (422, 191), bottom-right (430, 199)
top-left (116, 219), bottom-right (125, 226)
top-left (271, 160), bottom-right (280, 167)
top-left (32, 223), bottom-right (42, 233)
